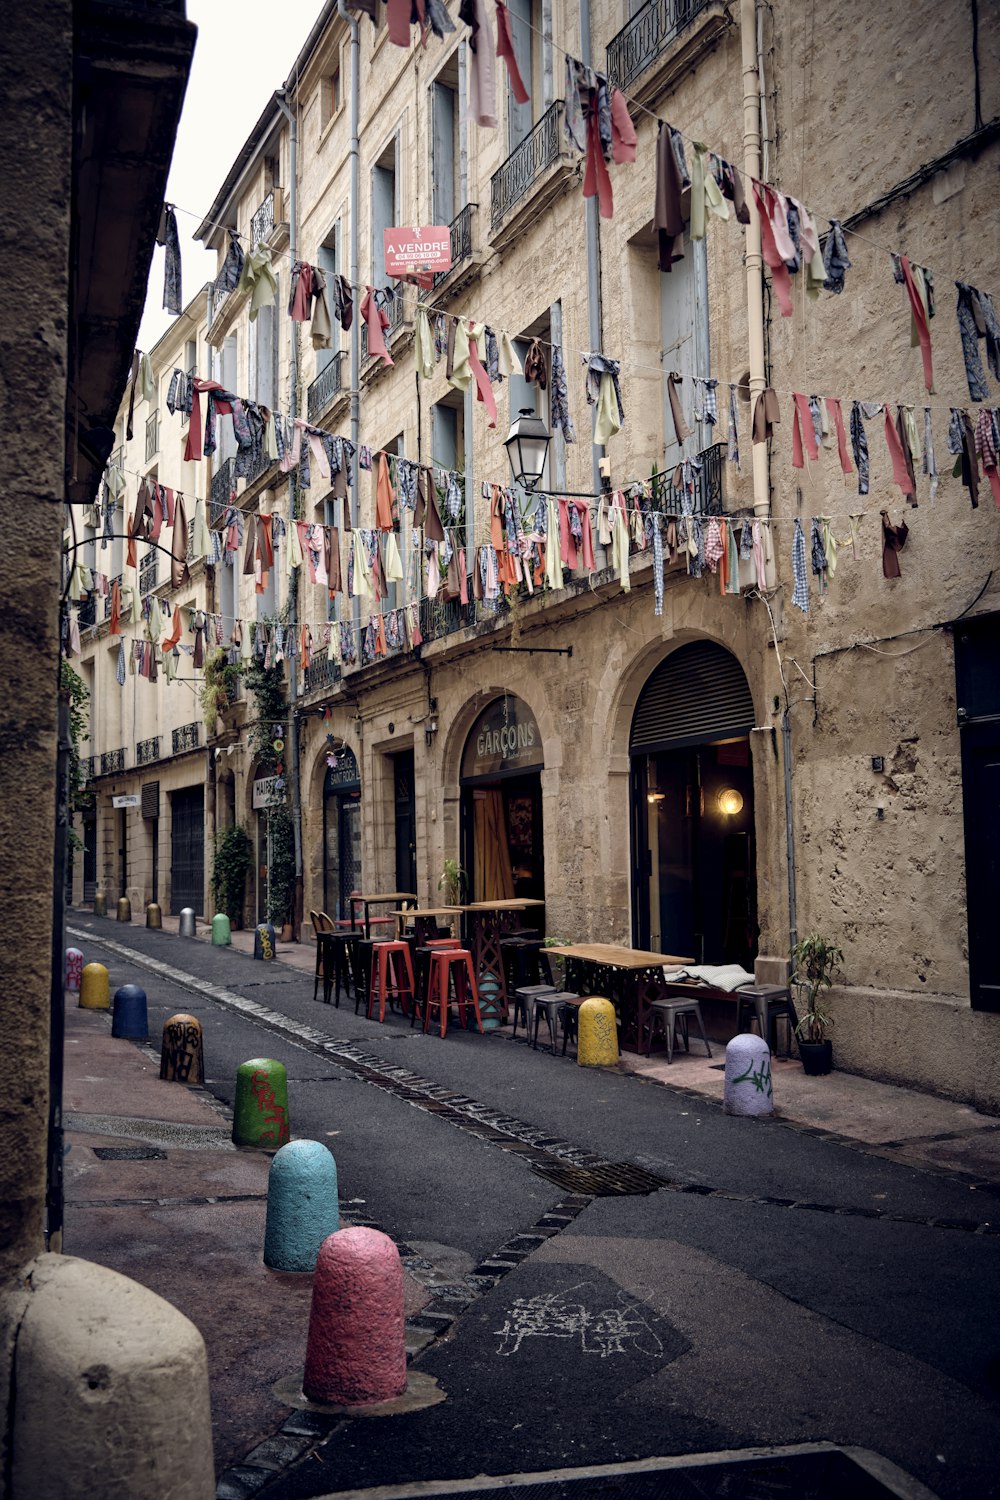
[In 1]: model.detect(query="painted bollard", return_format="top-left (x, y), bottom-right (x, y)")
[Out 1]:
top-left (264, 1140), bottom-right (339, 1272)
top-left (112, 984), bottom-right (149, 1040)
top-left (211, 912), bottom-right (231, 946)
top-left (93, 888), bottom-right (107, 917)
top-left (303, 1227), bottom-right (406, 1406)
top-left (233, 1058), bottom-right (290, 1149)
top-left (65, 947), bottom-right (84, 993)
top-left (116, 896), bottom-right (132, 923)
top-left (146, 901), bottom-right (162, 929)
top-left (723, 1033), bottom-right (774, 1117)
top-left (79, 962), bottom-right (110, 1010)
top-left (178, 907), bottom-right (197, 937)
top-left (160, 1013), bottom-right (205, 1084)
top-left (254, 922), bottom-right (276, 961)
top-left (577, 997), bottom-right (619, 1067)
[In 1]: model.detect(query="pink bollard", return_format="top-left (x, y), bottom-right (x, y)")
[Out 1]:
top-left (303, 1226), bottom-right (407, 1406)
top-left (65, 948), bottom-right (84, 993)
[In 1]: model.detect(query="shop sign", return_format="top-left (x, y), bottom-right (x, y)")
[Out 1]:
top-left (462, 696), bottom-right (543, 780)
top-left (325, 745), bottom-right (360, 789)
top-left (383, 226), bottom-right (451, 287)
top-left (112, 793), bottom-right (141, 808)
top-left (252, 776), bottom-right (283, 809)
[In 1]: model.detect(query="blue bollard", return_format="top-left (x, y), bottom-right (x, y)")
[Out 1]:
top-left (254, 922), bottom-right (276, 961)
top-left (112, 984), bottom-right (149, 1041)
top-left (264, 1139), bottom-right (339, 1272)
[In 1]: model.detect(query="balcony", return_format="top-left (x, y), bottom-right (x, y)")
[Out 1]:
top-left (139, 550), bottom-right (157, 594)
top-left (136, 736), bottom-right (160, 766)
top-left (78, 595), bottom-right (97, 629)
top-left (145, 410), bottom-right (159, 463)
top-left (100, 748), bottom-right (126, 775)
top-left (172, 721), bottom-right (201, 754)
top-left (307, 352), bottom-right (345, 422)
top-left (250, 190), bottom-right (274, 248)
top-left (104, 574), bottom-right (123, 620)
top-left (242, 445), bottom-right (276, 490)
top-left (433, 202), bottom-right (477, 291)
top-left (654, 441), bottom-right (725, 515)
top-left (490, 102), bottom-right (571, 242)
top-left (211, 456), bottom-right (237, 527)
top-left (360, 287), bottom-right (405, 363)
top-left (606, 0), bottom-right (728, 102)
top-left (303, 656), bottom-right (342, 693)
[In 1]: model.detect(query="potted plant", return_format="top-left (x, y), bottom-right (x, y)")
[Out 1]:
top-left (211, 824), bottom-right (252, 930)
top-left (437, 858), bottom-right (467, 908)
top-left (792, 934), bottom-right (843, 1075)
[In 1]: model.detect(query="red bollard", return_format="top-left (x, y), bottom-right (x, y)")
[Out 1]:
top-left (303, 1227), bottom-right (407, 1406)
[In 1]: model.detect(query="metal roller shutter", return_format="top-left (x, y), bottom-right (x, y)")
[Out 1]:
top-left (630, 641), bottom-right (755, 755)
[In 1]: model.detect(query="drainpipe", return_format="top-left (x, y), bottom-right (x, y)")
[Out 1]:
top-left (781, 708), bottom-right (798, 964)
top-left (579, 0), bottom-right (603, 497)
top-left (740, 0), bottom-right (769, 524)
top-left (338, 0), bottom-right (361, 509)
top-left (276, 89), bottom-right (304, 936)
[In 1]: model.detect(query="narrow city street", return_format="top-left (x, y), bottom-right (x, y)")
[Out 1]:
top-left (63, 916), bottom-right (1000, 1500)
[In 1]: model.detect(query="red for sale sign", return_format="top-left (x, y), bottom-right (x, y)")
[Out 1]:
top-left (383, 226), bottom-right (452, 286)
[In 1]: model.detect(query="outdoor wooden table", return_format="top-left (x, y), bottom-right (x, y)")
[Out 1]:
top-left (460, 899), bottom-right (546, 1023)
top-left (544, 944), bottom-right (696, 1055)
top-left (393, 906), bottom-right (463, 944)
top-left (349, 891), bottom-right (417, 940)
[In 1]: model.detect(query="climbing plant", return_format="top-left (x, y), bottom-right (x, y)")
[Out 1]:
top-left (60, 659), bottom-right (90, 854)
top-left (266, 803), bottom-right (296, 927)
top-left (211, 824), bottom-right (252, 928)
top-left (200, 648), bottom-right (243, 735)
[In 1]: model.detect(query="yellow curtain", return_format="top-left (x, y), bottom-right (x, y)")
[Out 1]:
top-left (473, 790), bottom-right (514, 902)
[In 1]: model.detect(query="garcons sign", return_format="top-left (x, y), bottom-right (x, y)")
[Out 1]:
top-left (461, 696), bottom-right (543, 781)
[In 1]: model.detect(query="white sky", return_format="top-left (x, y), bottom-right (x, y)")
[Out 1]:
top-left (137, 0), bottom-right (325, 356)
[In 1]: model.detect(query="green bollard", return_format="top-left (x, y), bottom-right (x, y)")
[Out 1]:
top-left (211, 913), bottom-right (231, 946)
top-left (232, 1058), bottom-right (290, 1149)
top-left (79, 963), bottom-right (110, 1011)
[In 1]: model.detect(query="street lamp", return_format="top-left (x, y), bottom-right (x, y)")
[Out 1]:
top-left (504, 408), bottom-right (551, 491)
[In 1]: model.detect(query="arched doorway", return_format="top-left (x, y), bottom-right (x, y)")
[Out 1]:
top-left (323, 746), bottom-right (361, 921)
top-left (461, 696), bottom-right (544, 903)
top-left (630, 641), bottom-right (757, 967)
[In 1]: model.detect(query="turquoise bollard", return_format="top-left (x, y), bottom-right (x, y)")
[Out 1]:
top-left (211, 913), bottom-right (231, 946)
top-left (264, 1140), bottom-right (339, 1272)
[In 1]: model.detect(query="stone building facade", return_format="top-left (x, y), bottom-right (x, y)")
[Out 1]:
top-left (78, 0), bottom-right (1000, 1108)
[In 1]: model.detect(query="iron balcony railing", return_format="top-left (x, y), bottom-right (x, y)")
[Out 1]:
top-left (136, 736), bottom-right (160, 766)
top-left (145, 411), bottom-right (159, 463)
top-left (104, 574), bottom-right (123, 620)
top-left (210, 456), bottom-right (237, 527)
top-left (307, 352), bottom-right (345, 421)
top-left (139, 551), bottom-right (157, 594)
top-left (250, 190), bottom-right (274, 248)
top-left (433, 202), bottom-right (476, 289)
top-left (78, 595), bottom-right (97, 628)
top-left (243, 446), bottom-right (276, 489)
top-left (100, 748), bottom-right (126, 775)
top-left (606, 0), bottom-right (711, 92)
top-left (303, 656), bottom-right (342, 693)
top-left (172, 722), bottom-right (200, 754)
top-left (490, 102), bottom-right (564, 231)
top-left (360, 287), bottom-right (404, 362)
top-left (647, 441), bottom-right (725, 515)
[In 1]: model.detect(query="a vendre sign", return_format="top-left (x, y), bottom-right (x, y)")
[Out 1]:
top-left (383, 226), bottom-right (452, 287)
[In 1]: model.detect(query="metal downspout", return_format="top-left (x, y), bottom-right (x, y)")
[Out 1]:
top-left (276, 90), bottom-right (304, 935)
top-left (338, 0), bottom-right (361, 510)
top-left (740, 0), bottom-right (769, 524)
top-left (579, 0), bottom-right (604, 496)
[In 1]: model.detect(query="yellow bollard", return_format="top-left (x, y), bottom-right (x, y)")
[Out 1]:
top-left (576, 997), bottom-right (619, 1067)
top-left (79, 963), bottom-right (110, 1011)
top-left (116, 896), bottom-right (132, 923)
top-left (93, 889), bottom-right (107, 917)
top-left (146, 902), bottom-right (162, 929)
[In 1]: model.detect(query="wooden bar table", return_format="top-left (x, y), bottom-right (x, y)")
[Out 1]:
top-left (544, 943), bottom-right (695, 1055)
top-left (460, 899), bottom-right (546, 1025)
top-left (392, 907), bottom-right (463, 944)
top-left (348, 891), bottom-right (417, 940)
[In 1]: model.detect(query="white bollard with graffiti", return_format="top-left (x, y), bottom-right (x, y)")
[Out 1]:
top-left (723, 1033), bottom-right (774, 1117)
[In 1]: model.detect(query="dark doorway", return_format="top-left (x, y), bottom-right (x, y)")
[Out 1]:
top-left (170, 786), bottom-right (205, 914)
top-left (393, 749), bottom-right (417, 896)
top-left (323, 748), bottom-right (362, 921)
top-left (955, 612), bottom-right (1000, 1011)
top-left (117, 809), bottom-right (128, 898)
top-left (83, 813), bottom-right (97, 904)
top-left (460, 696), bottom-right (545, 904)
top-left (630, 642), bottom-right (757, 966)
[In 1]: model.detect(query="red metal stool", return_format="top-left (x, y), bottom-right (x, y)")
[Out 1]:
top-left (368, 940), bottom-right (416, 1023)
top-left (424, 948), bottom-right (483, 1037)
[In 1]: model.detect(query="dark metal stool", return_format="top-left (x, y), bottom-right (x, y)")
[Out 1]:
top-left (735, 985), bottom-right (799, 1057)
top-left (321, 932), bottom-right (358, 1008)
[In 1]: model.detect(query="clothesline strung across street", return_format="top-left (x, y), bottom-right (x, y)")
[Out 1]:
top-left (161, 187), bottom-right (998, 418)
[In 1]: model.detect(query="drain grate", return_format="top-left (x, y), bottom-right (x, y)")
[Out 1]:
top-left (531, 1161), bottom-right (670, 1196)
top-left (92, 1146), bottom-right (166, 1161)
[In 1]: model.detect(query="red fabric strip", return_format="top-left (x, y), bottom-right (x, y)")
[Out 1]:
top-left (898, 254), bottom-right (934, 394)
top-left (386, 0), bottom-right (411, 47)
top-left (495, 3), bottom-right (529, 102)
top-left (826, 398), bottom-right (853, 475)
top-left (752, 180), bottom-right (793, 318)
top-left (467, 326), bottom-right (497, 428)
top-left (583, 105), bottom-right (614, 219)
top-left (883, 406), bottom-right (916, 497)
top-left (791, 393), bottom-right (818, 468)
top-left (610, 89), bottom-right (637, 164)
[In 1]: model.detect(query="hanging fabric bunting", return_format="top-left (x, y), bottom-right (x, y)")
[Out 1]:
top-left (791, 517), bottom-right (809, 612)
top-left (459, 0), bottom-right (497, 127)
top-left (880, 511), bottom-right (909, 578)
top-left (495, 1), bottom-right (529, 102)
top-left (360, 286), bottom-right (394, 366)
top-left (892, 253), bottom-right (935, 393)
top-left (583, 353), bottom-right (624, 442)
top-left (157, 205), bottom-right (182, 315)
